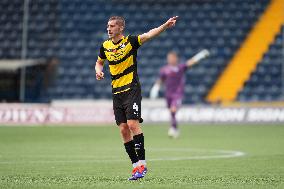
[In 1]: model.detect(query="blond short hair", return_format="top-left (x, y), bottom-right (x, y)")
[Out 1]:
top-left (108, 16), bottom-right (125, 29)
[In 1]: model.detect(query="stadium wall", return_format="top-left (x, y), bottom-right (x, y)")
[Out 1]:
top-left (0, 100), bottom-right (284, 125)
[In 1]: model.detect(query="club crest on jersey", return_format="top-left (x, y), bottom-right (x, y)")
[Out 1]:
top-left (120, 43), bottom-right (126, 48)
top-left (111, 43), bottom-right (125, 53)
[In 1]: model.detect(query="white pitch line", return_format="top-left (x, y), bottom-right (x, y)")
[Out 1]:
top-left (149, 150), bottom-right (245, 161)
top-left (0, 148), bottom-right (245, 164)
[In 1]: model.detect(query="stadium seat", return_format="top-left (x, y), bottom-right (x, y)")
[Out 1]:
top-left (0, 0), bottom-right (271, 103)
top-left (237, 26), bottom-right (283, 102)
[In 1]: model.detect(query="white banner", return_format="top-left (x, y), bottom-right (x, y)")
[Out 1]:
top-left (0, 102), bottom-right (283, 125)
top-left (0, 103), bottom-right (114, 125)
top-left (142, 107), bottom-right (284, 123)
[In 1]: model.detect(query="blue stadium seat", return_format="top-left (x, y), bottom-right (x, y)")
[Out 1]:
top-left (0, 0), bottom-right (271, 103)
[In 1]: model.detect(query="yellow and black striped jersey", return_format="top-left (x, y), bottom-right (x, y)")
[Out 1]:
top-left (97, 35), bottom-right (142, 94)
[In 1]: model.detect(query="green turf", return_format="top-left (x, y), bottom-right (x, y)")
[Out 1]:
top-left (0, 124), bottom-right (283, 189)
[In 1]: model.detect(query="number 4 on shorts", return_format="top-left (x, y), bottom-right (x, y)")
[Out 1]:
top-left (133, 103), bottom-right (139, 111)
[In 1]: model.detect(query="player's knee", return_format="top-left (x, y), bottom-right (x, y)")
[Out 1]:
top-left (119, 123), bottom-right (130, 135)
top-left (127, 120), bottom-right (139, 132)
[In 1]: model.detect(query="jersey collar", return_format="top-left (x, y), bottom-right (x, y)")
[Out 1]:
top-left (112, 36), bottom-right (125, 45)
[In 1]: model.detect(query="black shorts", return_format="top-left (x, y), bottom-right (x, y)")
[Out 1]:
top-left (113, 86), bottom-right (143, 126)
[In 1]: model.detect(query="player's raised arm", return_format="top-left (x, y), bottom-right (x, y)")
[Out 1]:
top-left (150, 79), bottom-right (162, 99)
top-left (186, 49), bottom-right (210, 67)
top-left (139, 16), bottom-right (178, 44)
top-left (95, 59), bottom-right (105, 80)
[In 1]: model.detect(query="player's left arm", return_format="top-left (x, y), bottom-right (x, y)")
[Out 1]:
top-left (186, 49), bottom-right (210, 67)
top-left (139, 16), bottom-right (178, 44)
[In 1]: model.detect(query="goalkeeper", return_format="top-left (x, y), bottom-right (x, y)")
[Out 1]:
top-left (150, 50), bottom-right (209, 138)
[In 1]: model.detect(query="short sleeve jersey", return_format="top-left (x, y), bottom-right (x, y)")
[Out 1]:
top-left (98, 35), bottom-right (142, 94)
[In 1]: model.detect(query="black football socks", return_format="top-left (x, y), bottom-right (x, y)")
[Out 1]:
top-left (124, 140), bottom-right (139, 166)
top-left (133, 133), bottom-right (145, 161)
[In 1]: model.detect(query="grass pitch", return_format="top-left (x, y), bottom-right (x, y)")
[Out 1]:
top-left (0, 124), bottom-right (283, 189)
